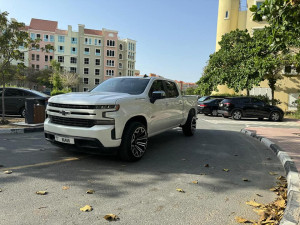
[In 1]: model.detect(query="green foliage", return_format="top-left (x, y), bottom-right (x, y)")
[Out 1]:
top-left (50, 60), bottom-right (63, 91)
top-left (184, 87), bottom-right (196, 95)
top-left (50, 89), bottom-right (70, 96)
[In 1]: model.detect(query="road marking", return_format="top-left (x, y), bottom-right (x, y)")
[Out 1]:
top-left (0, 157), bottom-right (82, 171)
top-left (201, 119), bottom-right (300, 127)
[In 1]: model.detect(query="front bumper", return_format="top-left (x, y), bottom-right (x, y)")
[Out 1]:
top-left (44, 118), bottom-right (122, 148)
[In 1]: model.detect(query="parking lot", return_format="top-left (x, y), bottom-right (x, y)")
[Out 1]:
top-left (0, 115), bottom-right (286, 224)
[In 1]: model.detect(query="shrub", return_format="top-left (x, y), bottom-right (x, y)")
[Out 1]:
top-left (51, 88), bottom-right (70, 96)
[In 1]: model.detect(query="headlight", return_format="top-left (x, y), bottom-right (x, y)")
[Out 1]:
top-left (95, 104), bottom-right (120, 110)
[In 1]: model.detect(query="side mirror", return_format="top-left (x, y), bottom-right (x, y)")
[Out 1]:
top-left (150, 91), bottom-right (166, 103)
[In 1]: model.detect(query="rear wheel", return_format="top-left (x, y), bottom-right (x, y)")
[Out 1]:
top-left (211, 110), bottom-right (218, 117)
top-left (119, 122), bottom-right (148, 161)
top-left (182, 111), bottom-right (196, 136)
top-left (269, 111), bottom-right (281, 122)
top-left (222, 114), bottom-right (229, 118)
top-left (232, 110), bottom-right (242, 120)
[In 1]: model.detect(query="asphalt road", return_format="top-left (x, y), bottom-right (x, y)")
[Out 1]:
top-left (0, 115), bottom-right (285, 225)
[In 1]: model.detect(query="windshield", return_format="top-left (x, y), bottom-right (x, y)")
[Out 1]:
top-left (91, 78), bottom-right (150, 95)
top-left (198, 96), bottom-right (208, 102)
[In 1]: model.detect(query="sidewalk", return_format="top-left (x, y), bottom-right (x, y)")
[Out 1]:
top-left (245, 127), bottom-right (300, 171)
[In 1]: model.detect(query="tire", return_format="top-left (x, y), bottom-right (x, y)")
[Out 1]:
top-left (222, 114), bottom-right (229, 118)
top-left (182, 111), bottom-right (197, 136)
top-left (204, 113), bottom-right (209, 116)
top-left (269, 111), bottom-right (281, 122)
top-left (20, 107), bottom-right (26, 118)
top-left (119, 122), bottom-right (148, 161)
top-left (258, 118), bottom-right (264, 121)
top-left (232, 110), bottom-right (242, 120)
top-left (211, 110), bottom-right (218, 117)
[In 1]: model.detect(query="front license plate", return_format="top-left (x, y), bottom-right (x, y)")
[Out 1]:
top-left (55, 135), bottom-right (75, 144)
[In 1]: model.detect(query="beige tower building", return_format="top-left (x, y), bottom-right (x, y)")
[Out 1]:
top-left (215, 0), bottom-right (300, 111)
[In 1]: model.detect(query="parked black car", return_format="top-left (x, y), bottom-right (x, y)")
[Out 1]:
top-left (0, 88), bottom-right (49, 117)
top-left (198, 98), bottom-right (224, 116)
top-left (197, 95), bottom-right (226, 114)
top-left (218, 97), bottom-right (284, 121)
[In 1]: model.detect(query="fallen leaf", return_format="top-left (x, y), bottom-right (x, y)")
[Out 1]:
top-left (104, 214), bottom-right (119, 221)
top-left (277, 176), bottom-right (286, 181)
top-left (80, 205), bottom-right (93, 212)
top-left (243, 178), bottom-right (249, 182)
top-left (86, 189), bottom-right (95, 194)
top-left (235, 216), bottom-right (252, 223)
top-left (38, 206), bottom-right (47, 209)
top-left (3, 170), bottom-right (12, 174)
top-left (36, 191), bottom-right (47, 195)
top-left (204, 164), bottom-right (209, 167)
top-left (256, 194), bottom-right (263, 197)
top-left (234, 154), bottom-right (239, 156)
top-left (192, 181), bottom-right (198, 184)
top-left (246, 200), bottom-right (261, 207)
top-left (62, 186), bottom-right (70, 190)
top-left (223, 169), bottom-right (230, 172)
top-left (269, 172), bottom-right (278, 176)
top-left (274, 198), bottom-right (285, 208)
top-left (200, 173), bottom-right (206, 175)
top-left (266, 157), bottom-right (271, 160)
top-left (181, 158), bottom-right (186, 161)
top-left (176, 188), bottom-right (185, 193)
top-left (269, 187), bottom-right (278, 192)
top-left (0, 188), bottom-right (2, 192)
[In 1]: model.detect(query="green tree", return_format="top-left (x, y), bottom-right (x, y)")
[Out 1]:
top-left (50, 60), bottom-right (63, 91)
top-left (0, 11), bottom-right (53, 123)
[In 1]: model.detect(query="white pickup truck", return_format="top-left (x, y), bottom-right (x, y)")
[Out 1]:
top-left (44, 76), bottom-right (197, 161)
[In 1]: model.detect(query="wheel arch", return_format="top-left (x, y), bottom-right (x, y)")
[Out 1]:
top-left (123, 115), bottom-right (148, 133)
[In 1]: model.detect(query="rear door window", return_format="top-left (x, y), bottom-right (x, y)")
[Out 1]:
top-left (4, 89), bottom-right (24, 97)
top-left (163, 81), bottom-right (179, 98)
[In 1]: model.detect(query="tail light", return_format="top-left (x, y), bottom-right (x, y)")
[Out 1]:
top-left (224, 102), bottom-right (231, 106)
top-left (199, 104), bottom-right (207, 107)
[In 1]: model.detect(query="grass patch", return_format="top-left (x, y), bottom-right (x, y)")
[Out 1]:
top-left (285, 111), bottom-right (300, 119)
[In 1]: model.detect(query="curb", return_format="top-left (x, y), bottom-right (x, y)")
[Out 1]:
top-left (0, 126), bottom-right (44, 134)
top-left (241, 129), bottom-right (300, 225)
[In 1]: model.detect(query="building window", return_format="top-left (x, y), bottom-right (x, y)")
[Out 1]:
top-left (106, 60), bottom-right (115, 67)
top-left (20, 52), bottom-right (24, 60)
top-left (44, 34), bottom-right (49, 42)
top-left (106, 50), bottom-right (115, 57)
top-left (70, 67), bottom-right (77, 73)
top-left (95, 49), bottom-right (101, 56)
top-left (36, 65), bottom-right (40, 71)
top-left (45, 55), bottom-right (49, 62)
top-left (84, 68), bottom-right (89, 75)
top-left (84, 58), bottom-right (89, 64)
top-left (107, 40), bottom-right (115, 46)
top-left (83, 78), bottom-right (89, 84)
top-left (36, 34), bottom-right (41, 39)
top-left (71, 37), bottom-right (77, 44)
top-left (50, 35), bottom-right (54, 42)
top-left (85, 38), bottom-right (92, 45)
top-left (256, 1), bottom-right (264, 8)
top-left (106, 70), bottom-right (114, 76)
top-left (119, 63), bottom-right (122, 69)
top-left (119, 72), bottom-right (122, 76)
top-left (58, 46), bottom-right (64, 53)
top-left (95, 39), bottom-right (101, 46)
top-left (119, 44), bottom-right (123, 51)
top-left (83, 87), bottom-right (89, 92)
top-left (95, 69), bottom-right (100, 75)
top-left (30, 33), bottom-right (36, 40)
top-left (70, 57), bottom-right (77, 64)
top-left (58, 56), bottom-right (64, 63)
top-left (50, 56), bottom-right (53, 61)
top-left (32, 64), bottom-right (35, 69)
top-left (225, 10), bottom-right (229, 19)
top-left (36, 54), bottom-right (40, 61)
top-left (95, 79), bottom-right (100, 85)
top-left (119, 54), bottom-right (122, 60)
top-left (95, 59), bottom-right (101, 65)
top-left (58, 36), bottom-right (65, 43)
top-left (45, 65), bottom-right (48, 69)
top-left (84, 48), bottom-right (90, 55)
top-left (71, 47), bottom-right (77, 54)
top-left (31, 54), bottom-right (35, 60)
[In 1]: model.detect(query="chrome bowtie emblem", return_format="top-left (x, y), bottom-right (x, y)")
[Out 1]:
top-left (60, 110), bottom-right (70, 116)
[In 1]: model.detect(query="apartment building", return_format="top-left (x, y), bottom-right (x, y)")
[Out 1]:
top-left (15, 18), bottom-right (136, 92)
top-left (215, 0), bottom-right (300, 111)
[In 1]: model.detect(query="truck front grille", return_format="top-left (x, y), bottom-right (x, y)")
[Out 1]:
top-left (49, 115), bottom-right (95, 128)
top-left (48, 103), bottom-right (96, 109)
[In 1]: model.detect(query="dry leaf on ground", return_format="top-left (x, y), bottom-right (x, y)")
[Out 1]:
top-left (80, 205), bottom-right (93, 212)
top-left (256, 194), bottom-right (263, 197)
top-left (223, 169), bottom-right (230, 172)
top-left (176, 188), bottom-right (185, 193)
top-left (200, 173), bottom-right (206, 175)
top-left (269, 172), bottom-right (278, 176)
top-left (0, 188), bottom-right (2, 192)
top-left (104, 214), bottom-right (119, 221)
top-left (235, 216), bottom-right (253, 223)
top-left (246, 200), bottom-right (261, 207)
top-left (36, 191), bottom-right (47, 195)
top-left (192, 181), bottom-right (198, 184)
top-left (62, 186), bottom-right (70, 190)
top-left (3, 170), bottom-right (12, 174)
top-left (204, 164), bottom-right (209, 167)
top-left (242, 178), bottom-right (249, 182)
top-left (86, 189), bottom-right (95, 194)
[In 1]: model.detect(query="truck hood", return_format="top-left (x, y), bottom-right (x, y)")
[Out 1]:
top-left (49, 92), bottom-right (130, 105)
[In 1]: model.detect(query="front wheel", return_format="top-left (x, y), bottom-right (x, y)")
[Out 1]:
top-left (119, 122), bottom-right (148, 161)
top-left (269, 111), bottom-right (281, 122)
top-left (182, 111), bottom-right (197, 136)
top-left (211, 110), bottom-right (218, 117)
top-left (232, 110), bottom-right (242, 120)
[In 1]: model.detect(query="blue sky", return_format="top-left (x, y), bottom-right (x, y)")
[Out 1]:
top-left (0, 0), bottom-right (219, 83)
